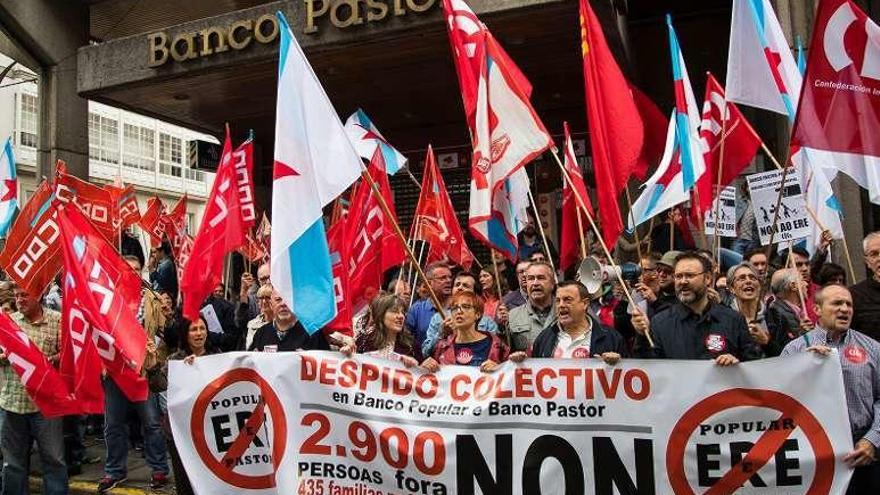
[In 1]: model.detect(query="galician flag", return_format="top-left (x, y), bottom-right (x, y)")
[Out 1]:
top-left (344, 109), bottom-right (408, 175)
top-left (272, 12), bottom-right (362, 333)
top-left (0, 137), bottom-right (17, 237)
top-left (667, 15), bottom-right (706, 192)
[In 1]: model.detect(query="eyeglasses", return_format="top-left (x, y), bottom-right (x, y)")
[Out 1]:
top-left (673, 271), bottom-right (706, 282)
top-left (450, 304), bottom-right (475, 313)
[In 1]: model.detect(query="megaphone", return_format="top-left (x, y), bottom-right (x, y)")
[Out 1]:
top-left (577, 256), bottom-right (604, 295)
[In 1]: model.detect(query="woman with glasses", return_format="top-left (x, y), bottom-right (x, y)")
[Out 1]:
top-left (241, 284), bottom-right (274, 351)
top-left (726, 262), bottom-right (771, 357)
top-left (342, 294), bottom-right (418, 367)
top-left (421, 290), bottom-right (509, 373)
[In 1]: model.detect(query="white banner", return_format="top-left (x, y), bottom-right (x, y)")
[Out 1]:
top-left (747, 169), bottom-right (811, 245)
top-left (169, 351), bottom-right (853, 495)
top-left (704, 186), bottom-right (737, 237)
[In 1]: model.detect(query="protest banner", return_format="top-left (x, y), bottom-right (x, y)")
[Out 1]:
top-left (704, 186), bottom-right (736, 237)
top-left (747, 169), bottom-right (811, 245)
top-left (169, 351), bottom-right (853, 495)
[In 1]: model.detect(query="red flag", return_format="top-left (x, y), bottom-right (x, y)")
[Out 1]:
top-left (692, 73), bottom-right (761, 222)
top-left (412, 146), bottom-right (475, 270)
top-left (560, 123), bottom-right (593, 271)
top-left (580, 0), bottom-right (647, 248)
top-left (164, 194), bottom-right (188, 258)
top-left (326, 217), bottom-right (353, 335)
top-left (631, 86), bottom-right (669, 181)
top-left (0, 180), bottom-right (62, 297)
top-left (56, 205), bottom-right (148, 379)
top-left (237, 233), bottom-right (268, 263)
top-left (107, 184), bottom-right (141, 233)
top-left (791, 0), bottom-right (880, 158)
top-left (180, 131), bottom-right (256, 320)
top-left (345, 150), bottom-right (406, 311)
top-left (59, 273), bottom-right (107, 414)
top-left (54, 162), bottom-right (116, 242)
top-left (0, 312), bottom-right (80, 417)
top-left (139, 197), bottom-right (168, 248)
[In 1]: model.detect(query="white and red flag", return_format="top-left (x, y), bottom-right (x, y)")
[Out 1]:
top-left (345, 150), bottom-right (406, 312)
top-left (0, 312), bottom-right (80, 417)
top-left (54, 162), bottom-right (116, 242)
top-left (325, 216), bottom-right (353, 334)
top-left (442, 0), bottom-right (553, 261)
top-left (692, 73), bottom-right (761, 221)
top-left (412, 146), bottom-right (474, 270)
top-left (139, 197), bottom-right (168, 248)
top-left (106, 183), bottom-right (141, 233)
top-left (56, 205), bottom-right (148, 389)
top-left (164, 194), bottom-right (188, 258)
top-left (0, 179), bottom-right (62, 297)
top-left (59, 272), bottom-right (105, 414)
top-left (559, 123), bottom-right (593, 272)
top-left (180, 129), bottom-right (256, 320)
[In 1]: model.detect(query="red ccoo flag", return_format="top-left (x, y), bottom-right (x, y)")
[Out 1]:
top-left (0, 311), bottom-right (81, 417)
top-left (325, 216), bottom-right (353, 335)
top-left (579, 0), bottom-right (648, 248)
top-left (692, 73), bottom-right (761, 222)
top-left (412, 146), bottom-right (475, 270)
top-left (180, 129), bottom-right (256, 320)
top-left (54, 162), bottom-right (116, 242)
top-left (345, 149), bottom-right (406, 312)
top-left (560, 123), bottom-right (594, 271)
top-left (0, 179), bottom-right (62, 297)
top-left (139, 197), bottom-right (168, 248)
top-left (56, 205), bottom-right (148, 386)
top-left (106, 183), bottom-right (141, 234)
top-left (164, 193), bottom-right (189, 258)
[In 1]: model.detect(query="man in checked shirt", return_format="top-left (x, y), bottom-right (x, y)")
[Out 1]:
top-left (782, 285), bottom-right (880, 493)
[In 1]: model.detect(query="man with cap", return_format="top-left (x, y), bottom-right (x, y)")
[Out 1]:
top-left (613, 253), bottom-right (676, 342)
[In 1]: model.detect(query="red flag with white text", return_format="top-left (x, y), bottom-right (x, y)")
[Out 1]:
top-left (57, 205), bottom-right (148, 384)
top-left (164, 194), bottom-right (188, 258)
top-left (106, 184), bottom-right (141, 233)
top-left (139, 197), bottom-right (168, 248)
top-left (345, 150), bottom-right (406, 311)
top-left (0, 179), bottom-right (62, 297)
top-left (54, 162), bottom-right (117, 242)
top-left (60, 273), bottom-right (107, 414)
top-left (560, 123), bottom-right (593, 271)
top-left (412, 146), bottom-right (474, 270)
top-left (0, 312), bottom-right (80, 417)
top-left (326, 217), bottom-right (353, 334)
top-left (180, 130), bottom-right (256, 320)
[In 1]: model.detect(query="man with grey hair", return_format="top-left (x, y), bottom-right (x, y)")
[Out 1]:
top-left (782, 285), bottom-right (880, 492)
top-left (765, 268), bottom-right (811, 356)
top-left (850, 231), bottom-right (880, 341)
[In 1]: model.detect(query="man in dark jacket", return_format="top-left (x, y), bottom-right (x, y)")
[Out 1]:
top-left (631, 252), bottom-right (762, 363)
top-left (850, 231), bottom-right (880, 341)
top-left (249, 290), bottom-right (329, 352)
top-left (765, 268), bottom-right (811, 356)
top-left (148, 242), bottom-right (177, 299)
top-left (511, 281), bottom-right (626, 364)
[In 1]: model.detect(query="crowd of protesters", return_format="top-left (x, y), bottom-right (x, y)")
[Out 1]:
top-left (1, 207), bottom-right (880, 494)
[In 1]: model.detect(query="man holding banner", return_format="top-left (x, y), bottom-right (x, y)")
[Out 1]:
top-left (782, 285), bottom-right (880, 492)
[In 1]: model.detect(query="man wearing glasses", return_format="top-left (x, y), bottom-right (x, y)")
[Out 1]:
top-left (630, 251), bottom-right (761, 364)
top-left (850, 231), bottom-right (880, 341)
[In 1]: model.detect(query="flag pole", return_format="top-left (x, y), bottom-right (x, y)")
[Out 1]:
top-left (551, 149), bottom-right (654, 347)
top-left (623, 189), bottom-right (643, 261)
top-left (402, 166), bottom-right (422, 190)
top-left (489, 248), bottom-right (511, 348)
top-left (786, 240), bottom-right (808, 311)
top-left (576, 207), bottom-right (588, 260)
top-left (712, 93), bottom-right (730, 266)
top-left (526, 188), bottom-right (557, 278)
top-left (669, 215), bottom-right (675, 252)
top-left (763, 157), bottom-right (793, 258)
top-left (360, 167), bottom-right (446, 318)
top-left (408, 240), bottom-right (427, 308)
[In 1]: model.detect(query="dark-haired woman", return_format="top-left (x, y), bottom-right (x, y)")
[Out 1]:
top-left (342, 294), bottom-right (418, 367)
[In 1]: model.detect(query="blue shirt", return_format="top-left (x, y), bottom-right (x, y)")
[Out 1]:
top-left (453, 338), bottom-right (492, 367)
top-left (405, 299), bottom-right (438, 353)
top-left (422, 311), bottom-right (498, 358)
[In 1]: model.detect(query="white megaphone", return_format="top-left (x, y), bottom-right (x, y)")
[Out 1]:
top-left (577, 256), bottom-right (604, 296)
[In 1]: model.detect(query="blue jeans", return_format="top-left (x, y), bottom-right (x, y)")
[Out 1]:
top-left (102, 378), bottom-right (168, 478)
top-left (1, 409), bottom-right (68, 495)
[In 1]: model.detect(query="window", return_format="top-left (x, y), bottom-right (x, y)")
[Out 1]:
top-left (186, 212), bottom-right (195, 234)
top-left (122, 123), bottom-right (155, 171)
top-left (88, 113), bottom-right (119, 164)
top-left (18, 94), bottom-right (38, 148)
top-left (185, 167), bottom-right (204, 182)
top-left (159, 133), bottom-right (182, 177)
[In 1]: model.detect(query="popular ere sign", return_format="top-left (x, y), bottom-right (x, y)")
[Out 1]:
top-left (169, 351), bottom-right (853, 494)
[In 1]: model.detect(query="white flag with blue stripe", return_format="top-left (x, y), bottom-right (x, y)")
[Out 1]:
top-left (271, 12), bottom-right (362, 333)
top-left (0, 137), bottom-right (17, 237)
top-left (344, 109), bottom-right (408, 175)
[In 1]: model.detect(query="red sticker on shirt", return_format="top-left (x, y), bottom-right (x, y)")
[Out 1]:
top-left (704, 334), bottom-right (727, 353)
top-left (553, 346), bottom-right (563, 358)
top-left (456, 348), bottom-right (474, 364)
top-left (843, 345), bottom-right (867, 365)
top-left (572, 347), bottom-right (591, 359)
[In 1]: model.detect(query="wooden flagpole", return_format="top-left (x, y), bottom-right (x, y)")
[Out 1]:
top-left (576, 207), bottom-right (588, 260)
top-left (526, 188), bottom-right (558, 278)
top-left (712, 94), bottom-right (730, 266)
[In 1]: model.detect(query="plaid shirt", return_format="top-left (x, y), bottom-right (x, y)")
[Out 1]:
top-left (781, 326), bottom-right (880, 447)
top-left (0, 309), bottom-right (62, 414)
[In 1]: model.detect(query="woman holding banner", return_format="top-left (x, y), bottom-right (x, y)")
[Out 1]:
top-left (421, 291), bottom-right (509, 373)
top-left (147, 316), bottom-right (218, 495)
top-left (342, 294), bottom-right (418, 367)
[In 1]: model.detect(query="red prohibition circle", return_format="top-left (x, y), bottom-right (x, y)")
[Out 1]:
top-left (666, 388), bottom-right (835, 495)
top-left (191, 368), bottom-right (287, 489)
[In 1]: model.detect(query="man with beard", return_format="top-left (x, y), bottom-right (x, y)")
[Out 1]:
top-left (516, 212), bottom-right (557, 265)
top-left (405, 262), bottom-right (453, 360)
top-left (631, 252), bottom-right (760, 364)
top-left (782, 285), bottom-right (880, 493)
top-left (507, 262), bottom-right (556, 352)
top-left (249, 290), bottom-right (329, 352)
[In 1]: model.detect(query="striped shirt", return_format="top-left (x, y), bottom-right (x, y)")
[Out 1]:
top-left (781, 326), bottom-right (880, 447)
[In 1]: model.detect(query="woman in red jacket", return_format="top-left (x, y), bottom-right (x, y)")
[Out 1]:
top-left (421, 290), bottom-right (508, 373)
